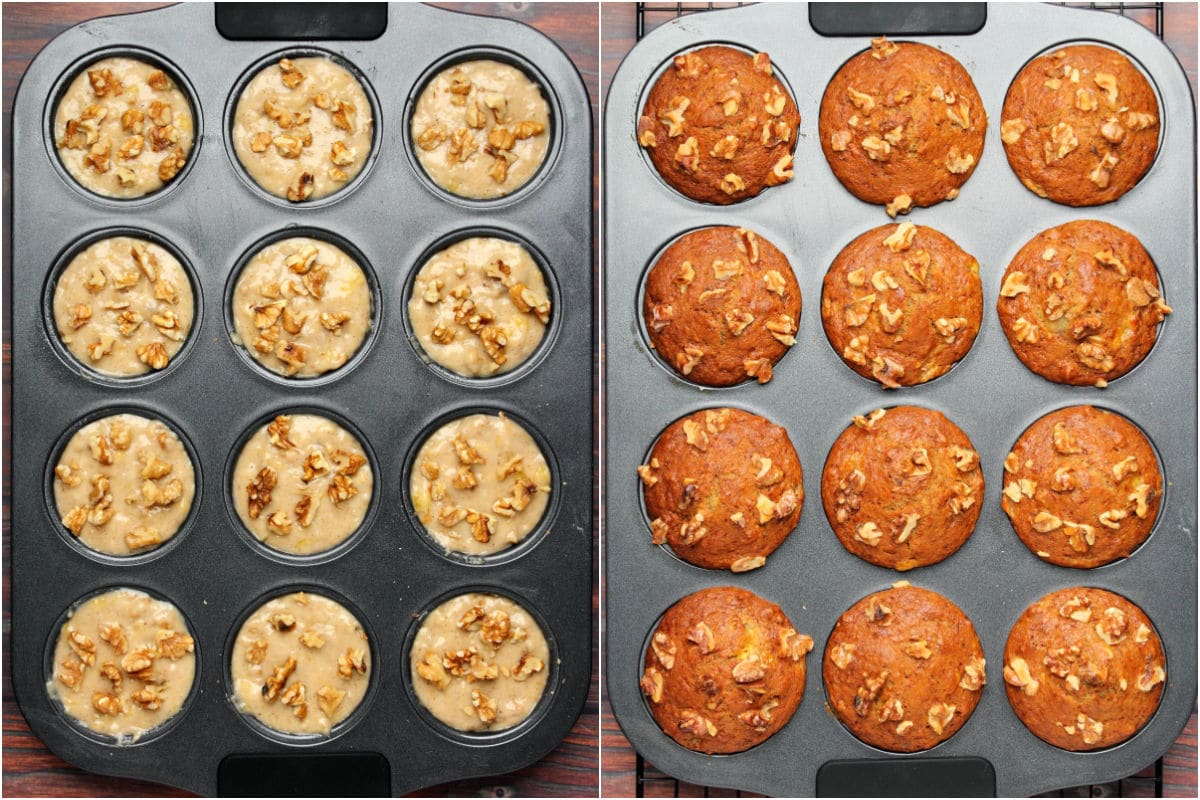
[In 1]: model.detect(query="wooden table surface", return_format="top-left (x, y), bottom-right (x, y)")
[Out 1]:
top-left (0, 2), bottom-right (598, 797)
top-left (599, 2), bottom-right (1198, 798)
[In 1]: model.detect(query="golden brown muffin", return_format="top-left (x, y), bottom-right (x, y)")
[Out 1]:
top-left (821, 222), bottom-right (982, 388)
top-left (1002, 406), bottom-right (1161, 568)
top-left (639, 407), bottom-right (803, 572)
top-left (824, 582), bottom-right (986, 752)
top-left (643, 226), bottom-right (800, 386)
top-left (821, 407), bottom-right (983, 571)
top-left (997, 220), bottom-right (1170, 387)
top-left (819, 37), bottom-right (986, 217)
top-left (1003, 587), bottom-right (1165, 751)
top-left (1001, 45), bottom-right (1160, 206)
top-left (638, 46), bottom-right (798, 204)
top-left (641, 586), bottom-right (812, 754)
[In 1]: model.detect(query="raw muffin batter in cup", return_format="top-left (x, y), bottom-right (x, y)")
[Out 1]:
top-left (53, 236), bottom-right (194, 377)
top-left (48, 587), bottom-right (196, 741)
top-left (230, 591), bottom-right (370, 736)
top-left (232, 56), bottom-right (373, 202)
top-left (53, 413), bottom-right (195, 556)
top-left (411, 592), bottom-right (549, 732)
top-left (409, 236), bottom-right (551, 377)
top-left (53, 56), bottom-right (194, 198)
top-left (230, 236), bottom-right (373, 379)
top-left (410, 413), bottom-right (552, 556)
top-left (232, 413), bottom-right (372, 556)
top-left (412, 59), bottom-right (550, 199)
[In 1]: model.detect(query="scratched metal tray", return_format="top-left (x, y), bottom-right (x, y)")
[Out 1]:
top-left (9, 3), bottom-right (593, 795)
top-left (604, 2), bottom-right (1196, 796)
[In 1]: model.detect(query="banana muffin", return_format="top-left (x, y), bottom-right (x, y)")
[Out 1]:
top-left (411, 592), bottom-right (550, 732)
top-left (1003, 587), bottom-right (1165, 750)
top-left (53, 56), bottom-right (194, 199)
top-left (1002, 405), bottom-right (1161, 568)
top-left (643, 226), bottom-right (800, 386)
top-left (641, 586), bottom-right (813, 754)
top-left (1001, 44), bottom-right (1160, 206)
top-left (412, 60), bottom-right (551, 199)
top-left (53, 236), bottom-right (194, 377)
top-left (232, 56), bottom-right (373, 202)
top-left (54, 413), bottom-right (195, 556)
top-left (819, 37), bottom-right (986, 217)
top-left (639, 407), bottom-right (802, 572)
top-left (48, 588), bottom-right (196, 742)
top-left (230, 591), bottom-right (370, 736)
top-left (638, 46), bottom-right (798, 204)
top-left (821, 222), bottom-right (982, 388)
top-left (824, 582), bottom-right (986, 752)
top-left (997, 220), bottom-right (1170, 387)
top-left (821, 406), bottom-right (983, 571)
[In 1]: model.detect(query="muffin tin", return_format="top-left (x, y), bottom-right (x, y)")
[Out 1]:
top-left (604, 3), bottom-right (1195, 796)
top-left (10, 3), bottom-right (592, 795)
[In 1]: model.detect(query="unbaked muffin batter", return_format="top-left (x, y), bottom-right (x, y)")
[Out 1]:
top-left (412, 60), bottom-right (550, 199)
top-left (54, 413), bottom-right (195, 556)
top-left (232, 57), bottom-right (373, 202)
top-left (230, 236), bottom-right (372, 379)
top-left (53, 236), bottom-right (194, 377)
top-left (411, 592), bottom-right (549, 732)
top-left (232, 414), bottom-right (372, 556)
top-left (230, 591), bottom-right (370, 736)
top-left (409, 237), bottom-right (551, 377)
top-left (410, 413), bottom-right (551, 556)
top-left (47, 588), bottom-right (196, 741)
top-left (54, 56), bottom-right (194, 198)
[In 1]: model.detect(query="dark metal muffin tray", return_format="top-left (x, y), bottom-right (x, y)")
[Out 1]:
top-left (9, 3), bottom-right (592, 795)
top-left (603, 3), bottom-right (1195, 796)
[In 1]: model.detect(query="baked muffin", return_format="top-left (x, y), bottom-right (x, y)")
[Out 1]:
top-left (54, 413), bottom-right (195, 556)
top-left (1002, 406), bottom-right (1161, 568)
top-left (232, 56), bottom-right (373, 202)
top-left (1004, 587), bottom-right (1165, 750)
top-left (48, 588), bottom-right (195, 742)
top-left (821, 406), bottom-right (983, 571)
top-left (638, 46), bottom-right (798, 204)
top-left (412, 60), bottom-right (551, 199)
top-left (997, 220), bottom-right (1170, 387)
top-left (1001, 45), bottom-right (1160, 206)
top-left (819, 37), bottom-right (986, 217)
top-left (53, 56), bottom-right (194, 198)
top-left (643, 226), bottom-right (800, 386)
top-left (821, 222), bottom-right (982, 387)
top-left (53, 236), bottom-right (194, 377)
top-left (639, 407), bottom-right (802, 572)
top-left (824, 582), bottom-right (986, 752)
top-left (641, 586), bottom-right (812, 754)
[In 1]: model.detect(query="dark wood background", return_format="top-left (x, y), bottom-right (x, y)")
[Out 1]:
top-left (0, 2), bottom-right (598, 797)
top-left (599, 2), bottom-right (1198, 798)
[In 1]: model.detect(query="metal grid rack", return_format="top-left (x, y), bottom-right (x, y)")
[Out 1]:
top-left (629, 2), bottom-right (1169, 797)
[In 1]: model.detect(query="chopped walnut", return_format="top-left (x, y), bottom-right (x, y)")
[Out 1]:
top-left (678, 709), bottom-right (718, 737)
top-left (1003, 657), bottom-right (1039, 695)
top-left (471, 689), bottom-right (498, 724)
top-left (651, 632), bottom-right (676, 670)
top-left (246, 466), bottom-right (277, 519)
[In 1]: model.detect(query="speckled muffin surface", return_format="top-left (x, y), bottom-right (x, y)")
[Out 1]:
top-left (1003, 587), bottom-right (1165, 751)
top-left (641, 586), bottom-right (812, 754)
top-left (821, 222), bottom-right (982, 388)
top-left (639, 407), bottom-right (803, 572)
top-left (643, 226), bottom-right (800, 386)
top-left (819, 37), bottom-right (986, 217)
top-left (1002, 406), bottom-right (1161, 568)
top-left (821, 406), bottom-right (983, 571)
top-left (824, 583), bottom-right (986, 752)
top-left (1001, 44), bottom-right (1160, 206)
top-left (997, 220), bottom-right (1170, 387)
top-left (638, 46), bottom-right (798, 204)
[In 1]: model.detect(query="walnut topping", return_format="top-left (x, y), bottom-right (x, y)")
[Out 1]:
top-left (730, 555), bottom-right (766, 573)
top-left (719, 172), bottom-right (746, 195)
top-left (732, 657), bottom-right (766, 684)
top-left (1059, 596), bottom-right (1093, 622)
top-left (135, 342), bottom-right (170, 370)
top-left (1094, 606), bottom-right (1128, 645)
top-left (67, 628), bottom-right (97, 666)
top-left (855, 521), bottom-right (882, 547)
top-left (861, 134), bottom-right (891, 161)
top-left (1137, 664), bottom-right (1166, 692)
top-left (685, 621), bottom-right (715, 655)
top-left (271, 613), bottom-right (297, 632)
top-left (945, 146), bottom-right (975, 174)
top-left (125, 526), bottom-right (161, 550)
top-left (651, 632), bottom-right (676, 670)
top-left (871, 36), bottom-right (900, 60)
top-left (885, 194), bottom-right (912, 218)
top-left (847, 86), bottom-right (875, 114)
top-left (121, 648), bottom-right (156, 682)
top-left (156, 629), bottom-right (194, 660)
top-left (927, 702), bottom-right (956, 735)
top-left (337, 648), bottom-right (367, 679)
top-left (1129, 482), bottom-right (1152, 518)
top-left (845, 293), bottom-right (875, 327)
top-left (92, 692), bottom-right (124, 716)
top-left (1004, 657), bottom-right (1039, 696)
top-left (640, 666), bottom-right (664, 704)
top-left (1000, 118), bottom-right (1026, 144)
top-left (902, 639), bottom-right (933, 660)
top-left (286, 172), bottom-right (315, 202)
top-left (678, 709), bottom-right (718, 737)
top-left (878, 697), bottom-right (904, 723)
top-left (830, 129), bottom-right (851, 151)
top-left (960, 657), bottom-right (987, 692)
top-left (864, 598), bottom-right (892, 625)
top-left (854, 671), bottom-right (889, 716)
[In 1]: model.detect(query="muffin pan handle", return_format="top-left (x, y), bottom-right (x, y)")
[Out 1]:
top-left (215, 3), bottom-right (388, 41)
top-left (217, 752), bottom-right (391, 797)
top-left (815, 757), bottom-right (996, 798)
top-left (808, 2), bottom-right (986, 37)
